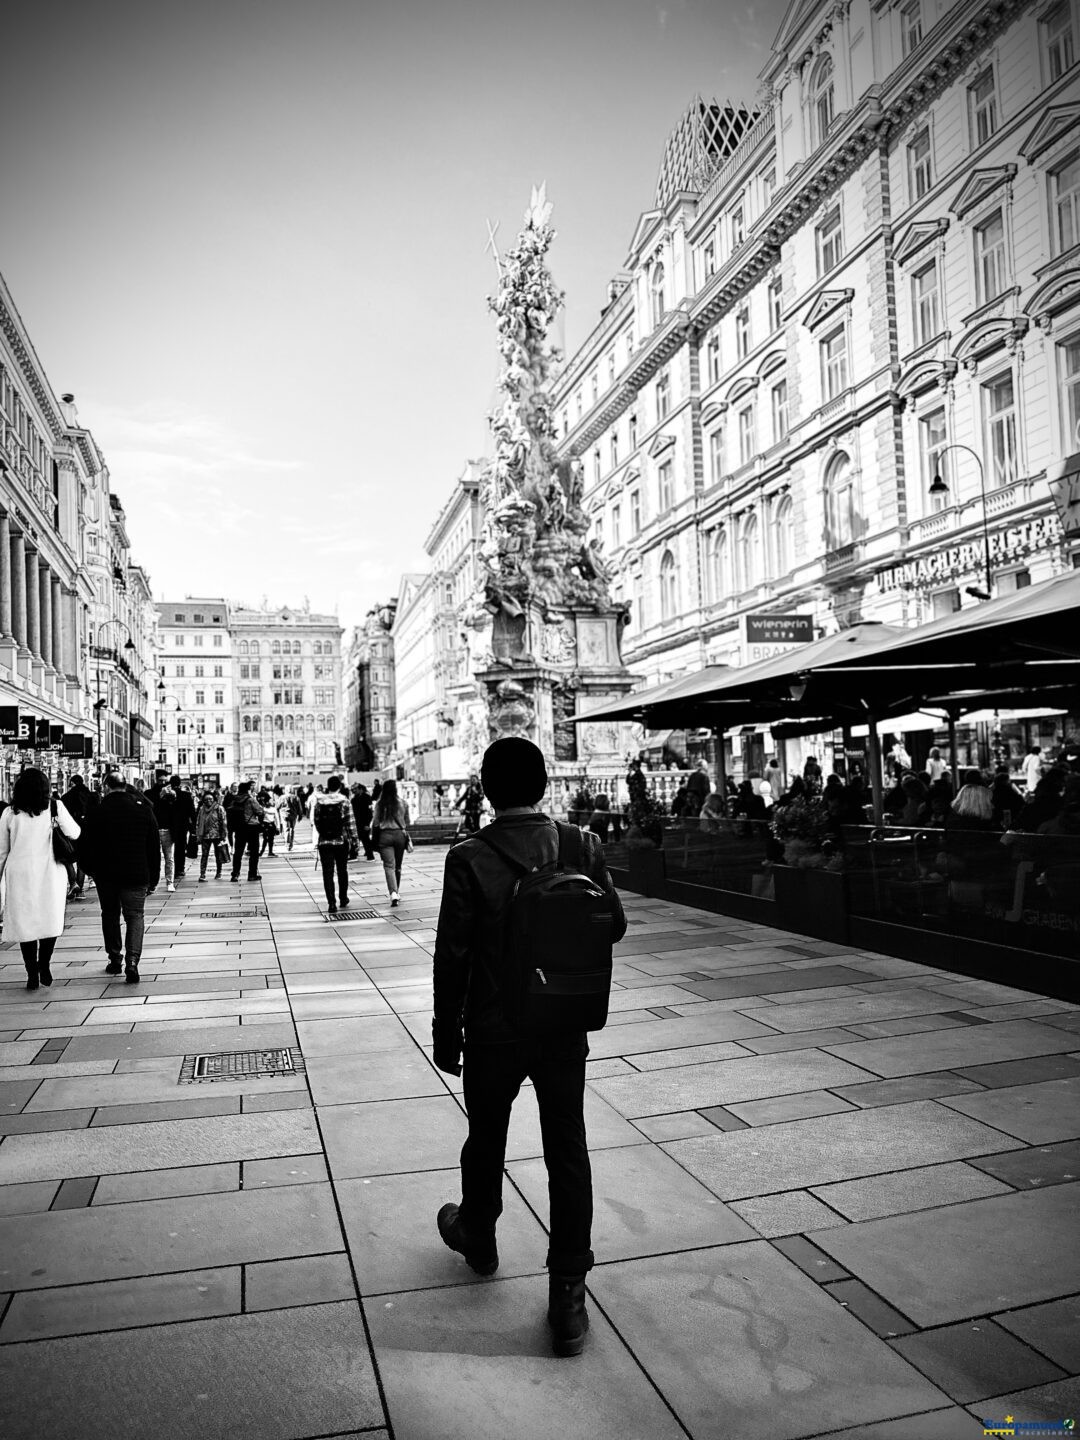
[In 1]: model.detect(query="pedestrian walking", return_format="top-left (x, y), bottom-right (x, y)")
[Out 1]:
top-left (260, 791), bottom-right (282, 858)
top-left (77, 771), bottom-right (161, 983)
top-left (60, 773), bottom-right (96, 897)
top-left (311, 775), bottom-right (358, 915)
top-left (1022, 746), bottom-right (1045, 793)
top-left (431, 737), bottom-right (626, 1357)
top-left (285, 788), bottom-right (304, 850)
top-left (372, 778), bottom-right (412, 907)
top-left (455, 775), bottom-right (484, 836)
top-left (685, 759), bottom-right (710, 818)
top-left (0, 768), bottom-right (81, 990)
top-left (229, 781), bottom-right (266, 883)
top-left (168, 775), bottom-right (197, 878)
top-left (351, 783), bottom-right (375, 860)
top-left (149, 775), bottom-right (178, 893)
top-left (195, 790), bottom-right (229, 880)
top-left (223, 782), bottom-right (241, 848)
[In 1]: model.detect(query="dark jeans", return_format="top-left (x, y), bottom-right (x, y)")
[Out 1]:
top-left (459, 1035), bottom-right (593, 1276)
top-left (96, 882), bottom-right (146, 965)
top-left (173, 829), bottom-right (190, 876)
top-left (260, 825), bottom-right (277, 856)
top-left (318, 845), bottom-right (349, 909)
top-left (357, 824), bottom-right (374, 860)
top-left (199, 840), bottom-right (226, 876)
top-left (231, 826), bottom-right (262, 880)
top-left (378, 831), bottom-right (407, 895)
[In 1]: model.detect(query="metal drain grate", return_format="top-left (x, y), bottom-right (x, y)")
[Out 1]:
top-left (197, 909), bottom-right (266, 919)
top-left (330, 909), bottom-right (380, 921)
top-left (180, 1048), bottom-right (304, 1083)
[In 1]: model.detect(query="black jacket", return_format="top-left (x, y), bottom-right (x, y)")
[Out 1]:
top-left (169, 786), bottom-right (197, 835)
top-left (432, 814), bottom-right (626, 1053)
top-left (78, 790), bottom-right (162, 888)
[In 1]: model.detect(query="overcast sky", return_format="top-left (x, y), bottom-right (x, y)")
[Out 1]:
top-left (1, 0), bottom-right (786, 628)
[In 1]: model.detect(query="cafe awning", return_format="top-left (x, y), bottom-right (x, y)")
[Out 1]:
top-left (573, 666), bottom-right (731, 724)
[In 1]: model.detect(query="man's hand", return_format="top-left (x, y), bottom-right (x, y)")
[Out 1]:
top-left (432, 1019), bottom-right (463, 1077)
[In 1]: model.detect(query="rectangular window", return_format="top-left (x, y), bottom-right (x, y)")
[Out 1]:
top-left (175, 664), bottom-right (185, 678)
top-left (195, 690), bottom-right (205, 706)
top-left (821, 325), bottom-right (849, 400)
top-left (731, 206), bottom-right (745, 247)
top-left (175, 635), bottom-right (185, 646)
top-left (709, 428), bottom-right (725, 485)
top-left (901, 0), bottom-right (922, 56)
top-left (591, 372), bottom-right (599, 404)
top-left (974, 210), bottom-right (1007, 304)
top-left (816, 206), bottom-right (843, 275)
top-left (768, 276), bottom-right (783, 331)
top-left (575, 389), bottom-right (583, 419)
top-left (215, 715), bottom-right (225, 733)
top-left (611, 504), bottom-right (621, 548)
top-left (630, 489), bottom-right (641, 532)
top-left (656, 369), bottom-right (670, 419)
top-left (771, 379), bottom-right (789, 443)
top-left (657, 460), bottom-right (674, 512)
top-left (214, 689), bottom-right (224, 705)
top-left (703, 240), bottom-right (716, 279)
top-left (193, 613), bottom-right (204, 624)
top-left (194, 664), bottom-right (204, 678)
top-left (969, 67), bottom-right (998, 148)
top-left (629, 413), bottom-right (638, 449)
top-left (763, 168), bottom-right (776, 208)
top-left (610, 431), bottom-right (619, 468)
top-left (736, 305), bottom-right (750, 359)
top-left (213, 634), bottom-right (222, 647)
top-left (1045, 0), bottom-right (1076, 80)
top-left (912, 259), bottom-right (940, 345)
top-left (593, 449), bottom-right (601, 483)
top-left (177, 718), bottom-right (187, 735)
top-left (193, 634), bottom-right (203, 647)
top-left (738, 405), bottom-right (755, 465)
top-left (1052, 150), bottom-right (1080, 254)
top-left (177, 747), bottom-right (188, 766)
top-left (707, 333), bottom-right (721, 385)
top-left (213, 664), bottom-right (223, 677)
top-left (920, 407), bottom-right (949, 507)
top-left (908, 127), bottom-right (933, 201)
top-left (216, 747), bottom-right (226, 764)
top-left (608, 352), bottom-right (616, 385)
top-left (984, 373), bottom-right (1018, 488)
top-left (1060, 334), bottom-right (1080, 448)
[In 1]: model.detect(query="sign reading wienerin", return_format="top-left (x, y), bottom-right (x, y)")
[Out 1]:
top-left (740, 614), bottom-right (814, 665)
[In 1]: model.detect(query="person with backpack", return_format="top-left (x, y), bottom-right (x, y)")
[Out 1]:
top-left (285, 788), bottom-right (304, 851)
top-left (311, 775), bottom-right (359, 915)
top-left (372, 778), bottom-right (412, 907)
top-left (229, 781), bottom-right (266, 883)
top-left (431, 737), bottom-right (626, 1358)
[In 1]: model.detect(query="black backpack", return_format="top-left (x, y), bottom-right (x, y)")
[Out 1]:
top-left (314, 800), bottom-right (345, 842)
top-left (476, 822), bottom-right (617, 1035)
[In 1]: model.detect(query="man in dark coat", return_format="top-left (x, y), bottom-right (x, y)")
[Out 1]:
top-left (168, 774), bottom-right (197, 879)
top-left (432, 738), bottom-right (626, 1359)
top-left (60, 774), bottom-right (97, 896)
top-left (78, 771), bottom-right (161, 983)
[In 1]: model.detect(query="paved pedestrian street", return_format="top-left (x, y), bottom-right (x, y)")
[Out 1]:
top-left (0, 838), bottom-right (1078, 1440)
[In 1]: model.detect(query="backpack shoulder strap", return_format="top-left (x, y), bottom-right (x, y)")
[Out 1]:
top-left (50, 797), bottom-right (57, 823)
top-left (554, 820), bottom-right (588, 871)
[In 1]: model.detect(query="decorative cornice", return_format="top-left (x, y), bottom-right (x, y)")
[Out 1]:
top-left (894, 218), bottom-right (949, 267)
top-left (803, 287), bottom-right (854, 332)
top-left (0, 293), bottom-right (64, 440)
top-left (950, 164), bottom-right (1017, 219)
top-left (1018, 102), bottom-right (1080, 162)
top-left (647, 432), bottom-right (677, 459)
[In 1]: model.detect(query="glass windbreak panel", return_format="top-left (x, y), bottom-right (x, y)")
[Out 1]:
top-left (662, 818), bottom-right (775, 897)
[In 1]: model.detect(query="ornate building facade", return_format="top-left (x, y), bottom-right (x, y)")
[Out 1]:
top-left (343, 599), bottom-right (397, 771)
top-left (230, 604), bottom-right (344, 784)
top-left (0, 273), bottom-right (156, 789)
top-left (552, 0), bottom-right (1080, 694)
top-left (154, 599), bottom-right (235, 783)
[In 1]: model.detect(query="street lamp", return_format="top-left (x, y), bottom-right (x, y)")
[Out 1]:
top-left (929, 444), bottom-right (993, 601)
top-left (156, 693), bottom-right (182, 776)
top-left (95, 620), bottom-right (137, 774)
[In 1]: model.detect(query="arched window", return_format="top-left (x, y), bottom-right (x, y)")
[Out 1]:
top-left (306, 713), bottom-right (315, 729)
top-left (774, 496), bottom-right (795, 576)
top-left (810, 55), bottom-right (835, 148)
top-left (242, 715), bottom-right (251, 733)
top-left (824, 452), bottom-right (857, 549)
top-left (274, 714), bottom-right (284, 731)
top-left (251, 715), bottom-right (260, 733)
top-left (314, 640), bottom-right (323, 656)
top-left (251, 641), bottom-right (260, 655)
top-left (650, 263), bottom-right (666, 330)
top-left (711, 528), bottom-right (729, 602)
top-left (740, 514), bottom-right (763, 590)
top-left (243, 742), bottom-right (252, 760)
top-left (659, 549), bottom-right (678, 621)
top-left (272, 640), bottom-right (281, 655)
top-left (239, 640), bottom-right (249, 656)
top-left (276, 742), bottom-right (284, 759)
top-left (285, 714), bottom-right (294, 731)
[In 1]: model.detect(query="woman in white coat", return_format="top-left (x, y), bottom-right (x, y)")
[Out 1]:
top-left (0, 767), bottom-right (81, 990)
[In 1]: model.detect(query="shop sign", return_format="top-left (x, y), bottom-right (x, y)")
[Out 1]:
top-left (17, 713), bottom-right (36, 750)
top-left (49, 726), bottom-right (63, 749)
top-left (879, 514), bottom-right (1063, 591)
top-left (35, 718), bottom-right (50, 746)
top-left (741, 613), bottom-right (814, 665)
top-left (0, 705), bottom-right (18, 742)
top-left (61, 734), bottom-right (87, 756)
top-left (1047, 452), bottom-right (1080, 538)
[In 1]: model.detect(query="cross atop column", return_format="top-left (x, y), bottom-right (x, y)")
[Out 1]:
top-left (483, 218), bottom-right (502, 277)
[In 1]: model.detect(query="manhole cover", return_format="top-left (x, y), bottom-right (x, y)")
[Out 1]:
top-left (331, 909), bottom-right (380, 921)
top-left (180, 1048), bottom-right (304, 1083)
top-left (197, 909), bottom-right (266, 919)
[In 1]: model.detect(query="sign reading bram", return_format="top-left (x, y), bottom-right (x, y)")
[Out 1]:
top-left (741, 613), bottom-right (814, 665)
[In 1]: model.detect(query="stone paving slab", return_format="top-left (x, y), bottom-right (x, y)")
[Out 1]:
top-left (0, 1300), bottom-right (382, 1440)
top-left (935, 1075), bottom-right (1080, 1144)
top-left (888, 1318), bottom-right (1067, 1404)
top-left (808, 1162), bottom-right (1013, 1221)
top-left (825, 1020), bottom-right (1080, 1077)
top-left (663, 1102), bottom-right (1018, 1200)
top-left (812, 1183), bottom-right (1080, 1327)
top-left (586, 1244), bottom-right (948, 1440)
top-left (0, 1265), bottom-right (241, 1343)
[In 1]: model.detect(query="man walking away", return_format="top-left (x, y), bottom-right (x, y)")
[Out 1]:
top-left (351, 783), bottom-right (375, 860)
top-left (78, 771), bottom-right (161, 983)
top-left (432, 737), bottom-right (626, 1357)
top-left (60, 774), bottom-right (95, 897)
top-left (286, 788), bottom-right (304, 851)
top-left (312, 775), bottom-right (358, 915)
top-left (150, 775), bottom-right (177, 893)
top-left (230, 781), bottom-right (266, 883)
top-left (169, 775), bottom-right (197, 879)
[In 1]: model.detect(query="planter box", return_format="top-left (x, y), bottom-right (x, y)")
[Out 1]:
top-left (772, 865), bottom-right (849, 944)
top-left (627, 846), bottom-right (667, 898)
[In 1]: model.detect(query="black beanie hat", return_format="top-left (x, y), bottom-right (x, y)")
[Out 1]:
top-left (480, 737), bottom-right (548, 810)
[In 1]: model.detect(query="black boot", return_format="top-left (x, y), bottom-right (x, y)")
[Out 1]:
top-left (547, 1274), bottom-right (589, 1357)
top-left (125, 961), bottom-right (141, 985)
top-left (38, 959), bottom-right (52, 987)
top-left (436, 1203), bottom-right (498, 1276)
top-left (24, 960), bottom-right (39, 992)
